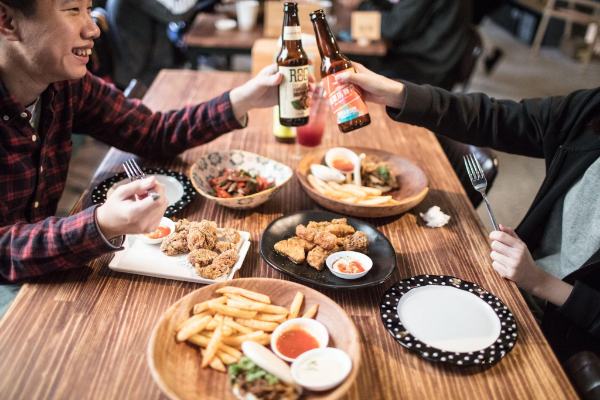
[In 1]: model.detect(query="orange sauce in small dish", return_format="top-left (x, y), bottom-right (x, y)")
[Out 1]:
top-left (332, 157), bottom-right (354, 173)
top-left (143, 226), bottom-right (171, 239)
top-left (275, 328), bottom-right (320, 359)
top-left (334, 260), bottom-right (365, 274)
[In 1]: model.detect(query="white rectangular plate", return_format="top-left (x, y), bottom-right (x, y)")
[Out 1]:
top-left (109, 230), bottom-right (250, 284)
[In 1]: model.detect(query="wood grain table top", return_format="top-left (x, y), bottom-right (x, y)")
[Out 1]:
top-left (0, 70), bottom-right (576, 400)
top-left (184, 13), bottom-right (387, 57)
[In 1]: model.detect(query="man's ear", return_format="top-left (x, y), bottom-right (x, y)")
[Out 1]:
top-left (0, 3), bottom-right (19, 41)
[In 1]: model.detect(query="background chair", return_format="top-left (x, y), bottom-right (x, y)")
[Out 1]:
top-left (532, 0), bottom-right (600, 69)
top-left (564, 351), bottom-right (600, 400)
top-left (451, 26), bottom-right (484, 93)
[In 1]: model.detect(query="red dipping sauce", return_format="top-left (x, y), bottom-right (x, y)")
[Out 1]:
top-left (275, 328), bottom-right (320, 359)
top-left (143, 226), bottom-right (171, 239)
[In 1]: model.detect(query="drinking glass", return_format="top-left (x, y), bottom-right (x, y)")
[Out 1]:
top-left (296, 87), bottom-right (328, 159)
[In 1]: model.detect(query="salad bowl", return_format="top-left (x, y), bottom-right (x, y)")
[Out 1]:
top-left (190, 150), bottom-right (293, 210)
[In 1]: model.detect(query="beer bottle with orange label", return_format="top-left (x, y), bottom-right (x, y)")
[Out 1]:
top-left (277, 2), bottom-right (310, 132)
top-left (310, 9), bottom-right (371, 133)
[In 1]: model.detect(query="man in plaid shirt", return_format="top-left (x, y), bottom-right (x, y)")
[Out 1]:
top-left (0, 0), bottom-right (302, 309)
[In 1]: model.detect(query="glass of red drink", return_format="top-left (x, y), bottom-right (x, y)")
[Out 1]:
top-left (296, 86), bottom-right (328, 159)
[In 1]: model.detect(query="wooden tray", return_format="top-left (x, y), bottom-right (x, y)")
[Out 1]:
top-left (147, 278), bottom-right (361, 400)
top-left (297, 147), bottom-right (429, 217)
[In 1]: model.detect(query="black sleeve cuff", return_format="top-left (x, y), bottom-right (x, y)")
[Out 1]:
top-left (386, 81), bottom-right (435, 125)
top-left (557, 280), bottom-right (600, 338)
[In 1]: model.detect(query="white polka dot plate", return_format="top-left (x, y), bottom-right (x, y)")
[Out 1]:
top-left (380, 275), bottom-right (518, 366)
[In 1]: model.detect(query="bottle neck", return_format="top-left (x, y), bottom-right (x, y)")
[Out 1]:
top-left (311, 17), bottom-right (340, 60)
top-left (282, 11), bottom-right (302, 48)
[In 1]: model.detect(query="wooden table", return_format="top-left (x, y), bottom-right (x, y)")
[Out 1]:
top-left (184, 13), bottom-right (387, 69)
top-left (0, 71), bottom-right (576, 400)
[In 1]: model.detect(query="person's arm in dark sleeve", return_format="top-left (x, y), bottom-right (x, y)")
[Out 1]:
top-left (0, 206), bottom-right (122, 283)
top-left (358, 0), bottom-right (434, 41)
top-left (71, 72), bottom-right (243, 159)
top-left (557, 281), bottom-right (600, 339)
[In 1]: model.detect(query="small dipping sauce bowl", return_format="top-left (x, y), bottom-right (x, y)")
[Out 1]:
top-left (326, 251), bottom-right (372, 279)
top-left (291, 347), bottom-right (352, 391)
top-left (271, 318), bottom-right (329, 362)
top-left (137, 217), bottom-right (175, 245)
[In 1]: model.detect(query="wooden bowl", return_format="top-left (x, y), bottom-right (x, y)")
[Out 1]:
top-left (147, 278), bottom-right (361, 400)
top-left (297, 147), bottom-right (429, 218)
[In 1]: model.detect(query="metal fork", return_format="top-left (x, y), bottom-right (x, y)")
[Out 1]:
top-left (122, 159), bottom-right (160, 201)
top-left (464, 153), bottom-right (498, 230)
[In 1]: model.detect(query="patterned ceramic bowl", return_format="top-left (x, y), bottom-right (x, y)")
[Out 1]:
top-left (189, 150), bottom-right (293, 210)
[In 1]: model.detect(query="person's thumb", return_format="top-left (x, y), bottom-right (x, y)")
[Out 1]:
top-left (113, 177), bottom-right (156, 200)
top-left (261, 71), bottom-right (283, 87)
top-left (335, 71), bottom-right (372, 89)
top-left (499, 224), bottom-right (518, 238)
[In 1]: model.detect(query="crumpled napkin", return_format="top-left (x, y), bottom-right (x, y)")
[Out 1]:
top-left (420, 206), bottom-right (451, 228)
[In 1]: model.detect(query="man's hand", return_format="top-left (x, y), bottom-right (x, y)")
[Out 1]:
top-left (96, 177), bottom-right (169, 240)
top-left (229, 62), bottom-right (316, 121)
top-left (334, 62), bottom-right (407, 109)
top-left (489, 225), bottom-right (573, 307)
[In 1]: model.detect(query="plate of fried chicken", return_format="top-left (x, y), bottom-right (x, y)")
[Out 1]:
top-left (109, 219), bottom-right (250, 284)
top-left (260, 211), bottom-right (396, 289)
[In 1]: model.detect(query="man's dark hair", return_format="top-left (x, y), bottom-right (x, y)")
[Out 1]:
top-left (1, 0), bottom-right (37, 17)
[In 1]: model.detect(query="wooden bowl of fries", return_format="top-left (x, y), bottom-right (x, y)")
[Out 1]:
top-left (147, 278), bottom-right (361, 400)
top-left (297, 147), bottom-right (429, 218)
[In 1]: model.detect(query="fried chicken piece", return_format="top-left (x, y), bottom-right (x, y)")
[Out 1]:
top-left (215, 241), bottom-right (236, 253)
top-left (336, 237), bottom-right (345, 247)
top-left (199, 220), bottom-right (218, 238)
top-left (344, 231), bottom-right (370, 254)
top-left (212, 249), bottom-right (239, 269)
top-left (175, 219), bottom-right (192, 235)
top-left (222, 228), bottom-right (241, 244)
top-left (188, 249), bottom-right (218, 268)
top-left (287, 237), bottom-right (316, 251)
top-left (295, 224), bottom-right (317, 242)
top-left (160, 232), bottom-right (188, 256)
top-left (195, 263), bottom-right (231, 280)
top-left (314, 231), bottom-right (337, 250)
top-left (187, 229), bottom-right (206, 251)
top-left (325, 223), bottom-right (355, 238)
top-left (331, 218), bottom-right (348, 225)
top-left (307, 221), bottom-right (331, 232)
top-left (274, 239), bottom-right (306, 264)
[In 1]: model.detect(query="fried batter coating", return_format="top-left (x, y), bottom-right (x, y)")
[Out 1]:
top-left (188, 249), bottom-right (218, 268)
top-left (314, 231), bottom-right (337, 250)
top-left (274, 239), bottom-right (306, 264)
top-left (287, 237), bottom-right (316, 251)
top-left (222, 228), bottom-right (241, 244)
top-left (175, 219), bottom-right (192, 235)
top-left (212, 249), bottom-right (239, 268)
top-left (331, 218), bottom-right (348, 225)
top-left (199, 220), bottom-right (218, 238)
top-left (307, 221), bottom-right (331, 232)
top-left (215, 241), bottom-right (236, 253)
top-left (306, 246), bottom-right (336, 270)
top-left (195, 263), bottom-right (231, 280)
top-left (295, 224), bottom-right (317, 242)
top-left (344, 231), bottom-right (370, 254)
top-left (187, 229), bottom-right (207, 251)
top-left (325, 223), bottom-right (355, 238)
top-left (160, 232), bottom-right (188, 256)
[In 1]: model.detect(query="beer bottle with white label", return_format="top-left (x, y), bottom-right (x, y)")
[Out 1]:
top-left (310, 9), bottom-right (370, 133)
top-left (277, 2), bottom-right (309, 133)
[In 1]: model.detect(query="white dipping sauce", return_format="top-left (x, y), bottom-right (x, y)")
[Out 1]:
top-left (295, 356), bottom-right (345, 386)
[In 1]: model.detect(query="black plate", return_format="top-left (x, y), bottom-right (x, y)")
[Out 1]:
top-left (260, 210), bottom-right (396, 289)
top-left (380, 275), bottom-right (518, 367)
top-left (91, 168), bottom-right (196, 217)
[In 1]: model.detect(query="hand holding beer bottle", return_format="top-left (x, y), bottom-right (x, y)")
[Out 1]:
top-left (310, 9), bottom-right (371, 133)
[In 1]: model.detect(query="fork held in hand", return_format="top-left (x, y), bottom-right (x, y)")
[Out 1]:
top-left (123, 159), bottom-right (160, 201)
top-left (464, 153), bottom-right (498, 231)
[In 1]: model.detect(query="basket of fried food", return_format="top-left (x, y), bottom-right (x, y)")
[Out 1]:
top-left (297, 147), bottom-right (429, 218)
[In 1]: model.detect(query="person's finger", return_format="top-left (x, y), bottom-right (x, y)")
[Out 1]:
top-left (499, 224), bottom-right (519, 239)
top-left (259, 63), bottom-right (278, 77)
top-left (490, 240), bottom-right (518, 258)
top-left (335, 70), bottom-right (377, 90)
top-left (113, 177), bottom-right (157, 200)
top-left (260, 71), bottom-right (282, 87)
top-left (152, 181), bottom-right (166, 196)
top-left (308, 58), bottom-right (314, 66)
top-left (489, 230), bottom-right (520, 247)
top-left (308, 72), bottom-right (316, 84)
top-left (490, 250), bottom-right (514, 268)
top-left (351, 62), bottom-right (373, 75)
top-left (491, 261), bottom-right (509, 278)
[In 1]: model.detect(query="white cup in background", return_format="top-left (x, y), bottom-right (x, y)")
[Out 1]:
top-left (319, 0), bottom-right (333, 17)
top-left (236, 0), bottom-right (260, 32)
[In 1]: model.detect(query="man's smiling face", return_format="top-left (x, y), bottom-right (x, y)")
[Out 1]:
top-left (12, 0), bottom-right (100, 82)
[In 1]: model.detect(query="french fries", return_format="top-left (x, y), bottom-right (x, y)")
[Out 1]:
top-left (177, 286), bottom-right (320, 373)
top-left (307, 173), bottom-right (397, 206)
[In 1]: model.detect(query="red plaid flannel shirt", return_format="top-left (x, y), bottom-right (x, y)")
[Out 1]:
top-left (0, 72), bottom-right (243, 282)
